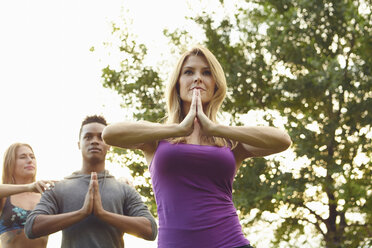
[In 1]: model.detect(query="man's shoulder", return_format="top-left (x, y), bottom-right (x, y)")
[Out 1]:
top-left (107, 177), bottom-right (141, 198)
top-left (107, 177), bottom-right (134, 191)
top-left (52, 175), bottom-right (87, 190)
top-left (115, 177), bottom-right (134, 187)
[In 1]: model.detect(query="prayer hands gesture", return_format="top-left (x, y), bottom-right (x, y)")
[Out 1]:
top-left (179, 89), bottom-right (216, 136)
top-left (81, 172), bottom-right (104, 217)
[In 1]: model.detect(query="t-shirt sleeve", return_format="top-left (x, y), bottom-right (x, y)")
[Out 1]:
top-left (122, 185), bottom-right (158, 240)
top-left (24, 187), bottom-right (59, 239)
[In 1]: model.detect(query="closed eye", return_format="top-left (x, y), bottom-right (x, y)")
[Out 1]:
top-left (203, 70), bottom-right (211, 76)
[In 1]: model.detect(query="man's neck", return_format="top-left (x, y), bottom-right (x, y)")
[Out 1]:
top-left (81, 161), bottom-right (106, 174)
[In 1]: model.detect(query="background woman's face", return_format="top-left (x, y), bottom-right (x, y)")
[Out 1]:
top-left (178, 55), bottom-right (216, 105)
top-left (14, 145), bottom-right (36, 181)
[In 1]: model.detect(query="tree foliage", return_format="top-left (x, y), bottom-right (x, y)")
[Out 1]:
top-left (101, 22), bottom-right (165, 214)
top-left (101, 1), bottom-right (371, 247)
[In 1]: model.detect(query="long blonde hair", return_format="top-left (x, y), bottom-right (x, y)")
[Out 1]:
top-left (2, 143), bottom-right (36, 184)
top-left (165, 45), bottom-right (229, 147)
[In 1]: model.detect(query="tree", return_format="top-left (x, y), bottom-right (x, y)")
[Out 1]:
top-left (100, 0), bottom-right (371, 247)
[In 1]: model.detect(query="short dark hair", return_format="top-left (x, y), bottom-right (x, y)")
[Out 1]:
top-left (79, 115), bottom-right (108, 139)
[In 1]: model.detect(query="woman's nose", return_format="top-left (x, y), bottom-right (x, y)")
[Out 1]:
top-left (194, 73), bottom-right (201, 83)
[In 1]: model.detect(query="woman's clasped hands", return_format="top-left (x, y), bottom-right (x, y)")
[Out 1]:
top-left (179, 89), bottom-right (216, 136)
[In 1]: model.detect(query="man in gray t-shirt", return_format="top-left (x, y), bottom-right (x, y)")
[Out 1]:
top-left (25, 115), bottom-right (157, 248)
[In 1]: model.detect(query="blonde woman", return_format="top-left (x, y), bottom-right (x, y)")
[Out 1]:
top-left (0, 143), bottom-right (53, 248)
top-left (103, 45), bottom-right (292, 248)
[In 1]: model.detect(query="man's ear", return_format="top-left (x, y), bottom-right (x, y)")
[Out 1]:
top-left (78, 141), bottom-right (81, 150)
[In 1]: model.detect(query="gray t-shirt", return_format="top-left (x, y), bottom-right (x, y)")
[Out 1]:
top-left (25, 170), bottom-right (157, 248)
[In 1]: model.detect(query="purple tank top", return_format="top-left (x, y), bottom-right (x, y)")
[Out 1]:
top-left (150, 141), bottom-right (250, 248)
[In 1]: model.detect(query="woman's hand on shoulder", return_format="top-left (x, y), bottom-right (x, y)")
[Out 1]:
top-left (28, 180), bottom-right (57, 194)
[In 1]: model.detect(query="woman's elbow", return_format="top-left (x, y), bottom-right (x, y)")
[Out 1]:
top-left (102, 126), bottom-right (116, 145)
top-left (280, 134), bottom-right (292, 151)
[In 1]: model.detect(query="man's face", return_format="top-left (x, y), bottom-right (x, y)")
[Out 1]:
top-left (79, 122), bottom-right (110, 163)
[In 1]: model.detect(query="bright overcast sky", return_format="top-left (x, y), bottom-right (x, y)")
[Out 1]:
top-left (0, 0), bottom-right (220, 176)
top-left (0, 0), bottom-right (205, 246)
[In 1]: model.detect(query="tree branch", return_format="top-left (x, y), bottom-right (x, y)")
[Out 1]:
top-left (300, 203), bottom-right (326, 237)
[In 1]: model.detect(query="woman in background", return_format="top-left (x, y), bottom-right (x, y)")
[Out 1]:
top-left (103, 45), bottom-right (292, 248)
top-left (0, 143), bottom-right (54, 248)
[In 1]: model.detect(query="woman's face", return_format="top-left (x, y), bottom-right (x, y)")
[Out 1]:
top-left (178, 55), bottom-right (216, 105)
top-left (14, 145), bottom-right (36, 181)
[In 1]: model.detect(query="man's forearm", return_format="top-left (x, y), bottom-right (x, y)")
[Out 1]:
top-left (31, 210), bottom-right (87, 237)
top-left (97, 210), bottom-right (154, 240)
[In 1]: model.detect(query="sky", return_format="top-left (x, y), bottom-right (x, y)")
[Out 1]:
top-left (0, 0), bottom-right (205, 246)
top-left (0, 0), bottom-right (219, 177)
